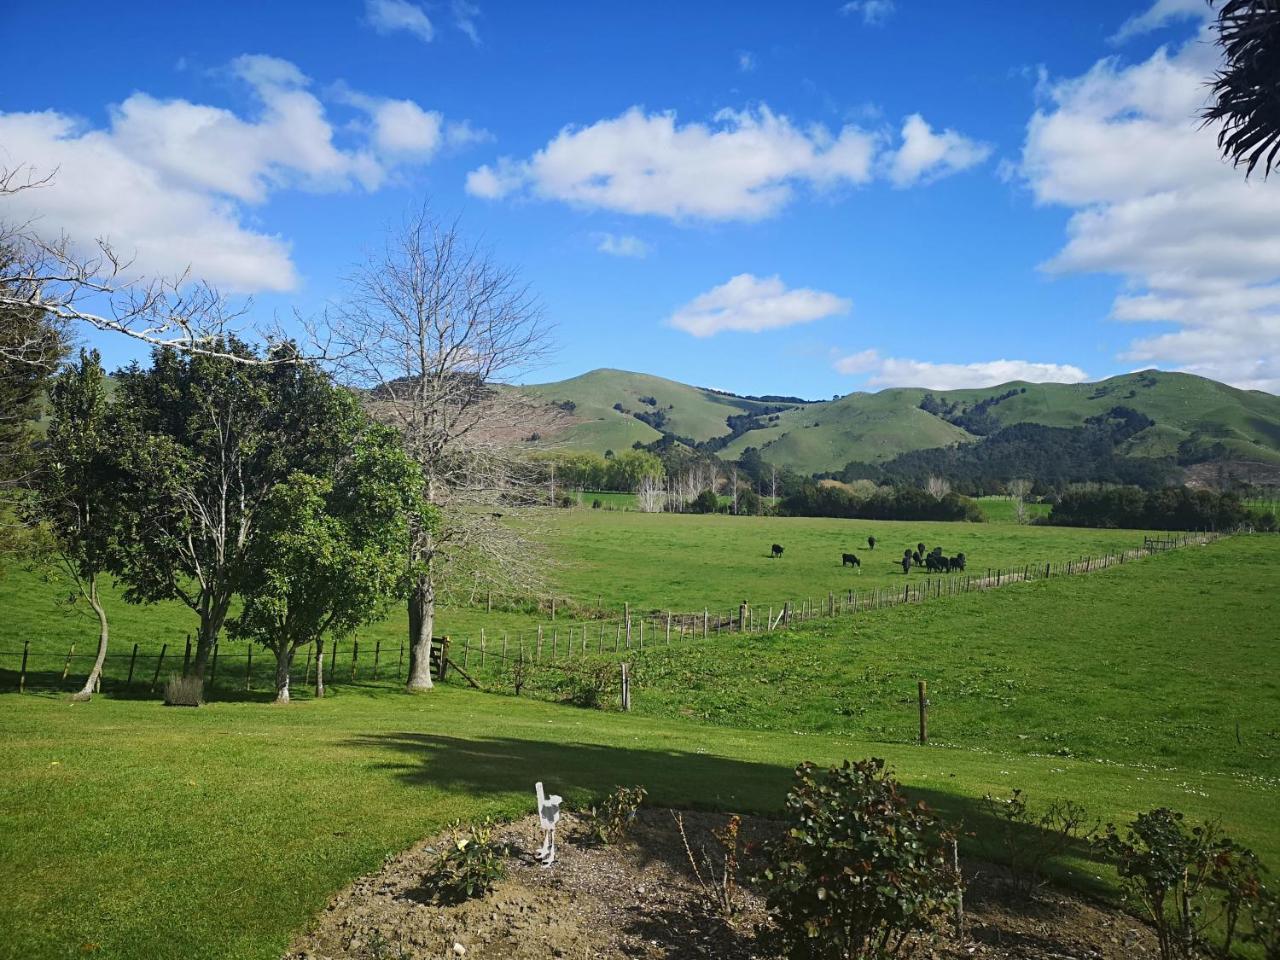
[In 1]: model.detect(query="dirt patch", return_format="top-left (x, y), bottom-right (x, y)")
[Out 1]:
top-left (286, 809), bottom-right (1158, 960)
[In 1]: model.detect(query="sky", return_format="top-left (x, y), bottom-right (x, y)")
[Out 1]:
top-left (2, 0), bottom-right (1277, 397)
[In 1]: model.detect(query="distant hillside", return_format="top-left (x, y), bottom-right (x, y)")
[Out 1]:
top-left (514, 368), bottom-right (1280, 477)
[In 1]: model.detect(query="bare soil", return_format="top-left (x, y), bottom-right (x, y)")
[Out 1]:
top-left (285, 809), bottom-right (1158, 960)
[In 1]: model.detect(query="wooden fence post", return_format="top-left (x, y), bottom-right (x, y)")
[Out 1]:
top-left (151, 643), bottom-right (167, 692)
top-left (210, 643), bottom-right (219, 689)
top-left (373, 639), bottom-right (381, 681)
top-left (703, 608), bottom-right (708, 639)
top-left (19, 640), bottom-right (29, 693)
top-left (625, 603), bottom-right (632, 648)
top-left (918, 680), bottom-right (928, 745)
top-left (350, 638), bottom-right (360, 681)
top-left (536, 626), bottom-right (543, 662)
top-left (480, 630), bottom-right (486, 669)
top-left (666, 612), bottom-right (672, 645)
top-left (61, 643), bottom-right (75, 686)
top-left (620, 662), bottom-right (631, 712)
top-left (182, 634), bottom-right (192, 677)
top-left (738, 602), bottom-right (748, 631)
top-left (463, 637), bottom-right (470, 670)
top-left (245, 645), bottom-right (253, 690)
top-left (304, 642), bottom-right (313, 685)
top-left (330, 638), bottom-right (338, 675)
top-left (397, 640), bottom-right (404, 679)
top-left (125, 642), bottom-right (138, 687)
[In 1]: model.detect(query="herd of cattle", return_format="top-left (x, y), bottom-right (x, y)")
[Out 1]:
top-left (769, 538), bottom-right (968, 575)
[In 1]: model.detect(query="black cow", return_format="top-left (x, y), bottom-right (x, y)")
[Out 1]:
top-left (867, 535), bottom-right (877, 550)
top-left (842, 552), bottom-right (860, 568)
top-left (917, 542), bottom-right (927, 558)
top-left (949, 553), bottom-right (967, 572)
top-left (925, 553), bottom-right (946, 573)
top-left (911, 550), bottom-right (923, 567)
top-left (771, 543), bottom-right (784, 558)
top-left (901, 555), bottom-right (912, 574)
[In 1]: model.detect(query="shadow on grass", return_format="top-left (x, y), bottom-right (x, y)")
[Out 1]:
top-left (346, 731), bottom-right (1112, 905)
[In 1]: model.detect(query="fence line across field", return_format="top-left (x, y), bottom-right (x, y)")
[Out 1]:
top-left (2, 530), bottom-right (1224, 696)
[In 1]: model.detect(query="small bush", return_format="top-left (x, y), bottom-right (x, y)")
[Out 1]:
top-left (592, 498), bottom-right (602, 509)
top-left (1094, 808), bottom-right (1261, 960)
top-left (690, 489), bottom-right (719, 514)
top-left (562, 662), bottom-right (616, 709)
top-left (421, 821), bottom-right (508, 904)
top-left (1247, 886), bottom-right (1280, 959)
top-left (163, 674), bottom-right (204, 707)
top-left (981, 788), bottom-right (1098, 898)
top-left (585, 785), bottom-right (646, 845)
top-left (756, 759), bottom-right (961, 960)
top-left (675, 811), bottom-right (743, 920)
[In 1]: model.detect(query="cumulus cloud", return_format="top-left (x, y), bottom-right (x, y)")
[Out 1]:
top-left (839, 0), bottom-right (896, 25)
top-left (1109, 0), bottom-right (1210, 44)
top-left (833, 350), bottom-right (1089, 389)
top-left (1018, 26), bottom-right (1280, 392)
top-left (886, 113), bottom-right (992, 187)
top-left (365, 0), bottom-right (434, 42)
top-left (670, 274), bottom-right (850, 337)
top-left (596, 233), bottom-right (650, 258)
top-left (465, 105), bottom-right (880, 220)
top-left (0, 56), bottom-right (469, 292)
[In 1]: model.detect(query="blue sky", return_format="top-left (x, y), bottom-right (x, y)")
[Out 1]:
top-left (3, 0), bottom-right (1277, 396)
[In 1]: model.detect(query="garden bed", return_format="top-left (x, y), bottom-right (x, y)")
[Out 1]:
top-left (285, 809), bottom-right (1157, 960)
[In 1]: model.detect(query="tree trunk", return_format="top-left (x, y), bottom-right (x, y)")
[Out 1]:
top-left (406, 570), bottom-right (435, 691)
top-left (274, 644), bottom-right (294, 704)
top-left (70, 577), bottom-right (109, 702)
top-left (192, 592), bottom-right (231, 681)
top-left (314, 638), bottom-right (326, 698)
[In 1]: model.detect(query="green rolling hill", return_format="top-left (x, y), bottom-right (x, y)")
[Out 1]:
top-left (516, 368), bottom-right (1280, 476)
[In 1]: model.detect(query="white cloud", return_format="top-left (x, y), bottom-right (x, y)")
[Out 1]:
top-left (839, 0), bottom-right (896, 25)
top-left (1109, 0), bottom-right (1210, 44)
top-left (453, 0), bottom-right (481, 43)
top-left (0, 56), bottom-right (467, 293)
top-left (833, 350), bottom-right (1090, 389)
top-left (738, 50), bottom-right (757, 73)
top-left (596, 233), bottom-right (650, 258)
top-left (1018, 27), bottom-right (1280, 392)
top-left (365, 0), bottom-right (434, 42)
top-left (466, 105), bottom-right (878, 220)
top-left (670, 274), bottom-right (850, 337)
top-left (887, 113), bottom-right (992, 187)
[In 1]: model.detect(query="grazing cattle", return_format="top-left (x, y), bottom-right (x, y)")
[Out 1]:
top-left (867, 535), bottom-right (877, 550)
top-left (911, 550), bottom-right (922, 567)
top-left (917, 542), bottom-right (927, 558)
top-left (925, 553), bottom-right (946, 573)
top-left (949, 553), bottom-right (967, 572)
top-left (901, 555), bottom-right (912, 574)
top-left (842, 552), bottom-right (861, 568)
top-left (771, 543), bottom-right (784, 558)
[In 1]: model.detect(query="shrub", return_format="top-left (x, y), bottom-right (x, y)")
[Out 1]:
top-left (562, 662), bottom-right (616, 709)
top-left (421, 821), bottom-right (508, 904)
top-left (592, 498), bottom-right (602, 509)
top-left (757, 759), bottom-right (961, 960)
top-left (1247, 886), bottom-right (1280, 959)
top-left (675, 811), bottom-right (743, 920)
top-left (690, 489), bottom-right (719, 514)
top-left (1094, 808), bottom-right (1261, 960)
top-left (163, 674), bottom-right (204, 707)
top-left (585, 785), bottom-right (646, 845)
top-left (980, 789), bottom-right (1098, 898)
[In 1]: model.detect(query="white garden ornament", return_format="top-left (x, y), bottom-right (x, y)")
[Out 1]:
top-left (534, 781), bottom-right (562, 867)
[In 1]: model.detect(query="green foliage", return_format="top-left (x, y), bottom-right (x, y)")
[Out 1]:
top-left (980, 789), bottom-right (1098, 898)
top-left (1094, 808), bottom-right (1261, 960)
top-left (1202, 0), bottom-right (1280, 178)
top-left (779, 483), bottom-right (983, 522)
top-left (757, 759), bottom-right (961, 960)
top-left (228, 416), bottom-right (426, 695)
top-left (690, 488), bottom-right (719, 513)
top-left (585, 785), bottom-right (646, 845)
top-left (1049, 485), bottom-right (1253, 531)
top-left (420, 821), bottom-right (509, 904)
top-left (531, 448), bottom-right (664, 492)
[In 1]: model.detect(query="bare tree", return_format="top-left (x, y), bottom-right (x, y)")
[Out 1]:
top-left (327, 206), bottom-right (554, 691)
top-left (925, 475), bottom-right (951, 500)
top-left (1008, 478), bottom-right (1033, 524)
top-left (636, 473), bottom-right (666, 513)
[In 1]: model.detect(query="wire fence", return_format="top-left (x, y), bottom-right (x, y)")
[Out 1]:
top-left (1, 530), bottom-right (1226, 702)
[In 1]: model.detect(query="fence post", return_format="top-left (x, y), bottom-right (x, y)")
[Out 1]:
top-left (151, 643), bottom-right (167, 692)
top-left (666, 612), bottom-right (672, 645)
top-left (703, 608), bottom-right (708, 639)
top-left (245, 645), bottom-right (253, 691)
top-left (463, 637), bottom-right (470, 671)
top-left (61, 643), bottom-right (76, 686)
top-left (330, 638), bottom-right (338, 675)
top-left (504, 632), bottom-right (509, 661)
top-left (552, 630), bottom-right (558, 659)
top-left (639, 619), bottom-right (644, 651)
top-left (918, 680), bottom-right (928, 745)
top-left (620, 662), bottom-right (631, 712)
top-left (19, 640), bottom-right (29, 693)
top-left (537, 626), bottom-right (543, 662)
top-left (480, 630), bottom-right (486, 669)
top-left (350, 638), bottom-right (359, 681)
top-left (304, 642), bottom-right (313, 684)
top-left (398, 640), bottom-right (404, 679)
top-left (373, 639), bottom-right (381, 681)
top-left (738, 601), bottom-right (748, 631)
top-left (625, 603), bottom-right (632, 648)
top-left (551, 597), bottom-right (556, 620)
top-left (123, 642), bottom-right (138, 687)
top-left (182, 634), bottom-right (192, 677)
top-left (210, 643), bottom-right (219, 689)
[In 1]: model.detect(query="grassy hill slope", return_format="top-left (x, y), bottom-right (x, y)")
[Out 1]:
top-left (518, 368), bottom-right (1280, 474)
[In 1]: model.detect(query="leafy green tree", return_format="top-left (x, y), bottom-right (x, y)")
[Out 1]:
top-left (1203, 0), bottom-right (1280, 178)
top-left (230, 419), bottom-right (427, 702)
top-left (39, 350), bottom-right (122, 700)
top-left (112, 341), bottom-right (360, 683)
top-left (605, 449), bottom-right (664, 491)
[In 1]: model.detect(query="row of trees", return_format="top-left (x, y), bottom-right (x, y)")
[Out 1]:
top-left (777, 483), bottom-right (986, 522)
top-left (1048, 486), bottom-right (1274, 531)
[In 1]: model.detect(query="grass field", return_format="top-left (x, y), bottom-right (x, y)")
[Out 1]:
top-left (974, 496), bottom-right (1052, 522)
top-left (2, 510), bottom-right (1155, 692)
top-left (2, 515), bottom-right (1277, 960)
